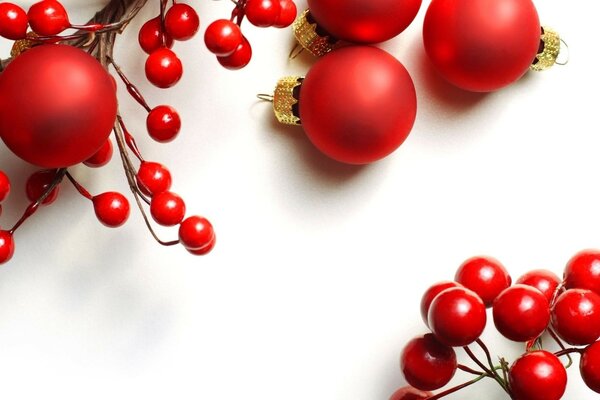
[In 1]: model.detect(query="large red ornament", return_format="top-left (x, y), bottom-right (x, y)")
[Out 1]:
top-left (271, 46), bottom-right (416, 165)
top-left (0, 44), bottom-right (117, 168)
top-left (307, 0), bottom-right (421, 43)
top-left (423, 0), bottom-right (541, 92)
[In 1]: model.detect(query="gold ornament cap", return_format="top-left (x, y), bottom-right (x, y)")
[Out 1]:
top-left (530, 26), bottom-right (561, 71)
top-left (272, 76), bottom-right (304, 126)
top-left (292, 9), bottom-right (340, 58)
top-left (10, 32), bottom-right (39, 58)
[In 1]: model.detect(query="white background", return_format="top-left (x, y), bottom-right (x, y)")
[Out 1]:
top-left (0, 1), bottom-right (599, 399)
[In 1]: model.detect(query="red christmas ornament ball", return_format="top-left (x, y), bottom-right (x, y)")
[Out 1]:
top-left (298, 46), bottom-right (416, 165)
top-left (0, 44), bottom-right (118, 168)
top-left (307, 0), bottom-right (422, 43)
top-left (423, 0), bottom-right (541, 92)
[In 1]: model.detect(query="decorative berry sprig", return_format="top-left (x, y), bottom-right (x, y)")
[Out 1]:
top-left (0, 0), bottom-right (296, 264)
top-left (391, 250), bottom-right (600, 400)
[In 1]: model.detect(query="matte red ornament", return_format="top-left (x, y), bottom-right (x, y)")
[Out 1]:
top-left (307, 0), bottom-right (421, 43)
top-left (423, 0), bottom-right (541, 92)
top-left (297, 46), bottom-right (416, 164)
top-left (0, 44), bottom-right (118, 168)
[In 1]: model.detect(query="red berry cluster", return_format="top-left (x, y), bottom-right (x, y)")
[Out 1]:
top-left (392, 250), bottom-right (600, 400)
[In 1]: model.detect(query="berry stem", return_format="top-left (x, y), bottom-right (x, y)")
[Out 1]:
top-left (108, 57), bottom-right (152, 112)
top-left (476, 339), bottom-right (505, 384)
top-left (463, 346), bottom-right (510, 395)
top-left (116, 115), bottom-right (145, 163)
top-left (457, 364), bottom-right (484, 376)
top-left (548, 327), bottom-right (574, 368)
top-left (65, 171), bottom-right (93, 201)
top-left (427, 372), bottom-right (490, 400)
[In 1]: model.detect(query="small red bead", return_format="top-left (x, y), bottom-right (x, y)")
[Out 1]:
top-left (179, 216), bottom-right (214, 251)
top-left (186, 234), bottom-right (216, 256)
top-left (217, 37), bottom-right (252, 70)
top-left (26, 170), bottom-right (60, 205)
top-left (245, 0), bottom-right (281, 27)
top-left (138, 16), bottom-right (174, 54)
top-left (455, 256), bottom-right (512, 307)
top-left (83, 139), bottom-right (113, 168)
top-left (93, 192), bottom-right (130, 228)
top-left (147, 105), bottom-right (181, 143)
top-left (509, 351), bottom-right (567, 400)
top-left (145, 48), bottom-right (183, 89)
top-left (0, 2), bottom-right (28, 40)
top-left (204, 19), bottom-right (243, 57)
top-left (27, 0), bottom-right (70, 36)
top-left (551, 289), bottom-right (600, 346)
top-left (581, 341), bottom-right (600, 394)
top-left (564, 250), bottom-right (600, 295)
top-left (419, 280), bottom-right (462, 327)
top-left (136, 161), bottom-right (172, 197)
top-left (0, 170), bottom-right (10, 202)
top-left (273, 0), bottom-right (297, 28)
top-left (150, 191), bottom-right (186, 226)
top-left (516, 269), bottom-right (561, 303)
top-left (0, 230), bottom-right (15, 265)
top-left (164, 3), bottom-right (199, 41)
top-left (400, 333), bottom-right (457, 391)
top-left (388, 386), bottom-right (432, 400)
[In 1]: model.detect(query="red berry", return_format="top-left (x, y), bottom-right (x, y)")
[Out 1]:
top-left (389, 386), bottom-right (432, 400)
top-left (245, 0), bottom-right (281, 27)
top-left (83, 139), bottom-right (113, 168)
top-left (27, 0), bottom-right (70, 36)
top-left (147, 105), bottom-right (181, 143)
top-left (145, 48), bottom-right (183, 89)
top-left (164, 3), bottom-right (199, 41)
top-left (179, 216), bottom-right (214, 251)
top-left (138, 16), bottom-right (174, 54)
top-left (492, 284), bottom-right (550, 342)
top-left (93, 192), bottom-right (130, 228)
top-left (509, 351), bottom-right (567, 400)
top-left (186, 234), bottom-right (216, 256)
top-left (136, 161), bottom-right (172, 197)
top-left (455, 256), bottom-right (511, 307)
top-left (419, 281), bottom-right (462, 327)
top-left (428, 286), bottom-right (486, 347)
top-left (273, 0), bottom-right (297, 28)
top-left (0, 230), bottom-right (15, 265)
top-left (217, 37), bottom-right (252, 70)
top-left (0, 2), bottom-right (28, 40)
top-left (581, 341), bottom-right (600, 394)
top-left (564, 250), bottom-right (600, 295)
top-left (204, 19), bottom-right (243, 56)
top-left (0, 170), bottom-right (10, 202)
top-left (26, 170), bottom-right (60, 205)
top-left (400, 333), bottom-right (457, 391)
top-left (516, 269), bottom-right (561, 303)
top-left (551, 288), bottom-right (600, 345)
top-left (150, 191), bottom-right (186, 226)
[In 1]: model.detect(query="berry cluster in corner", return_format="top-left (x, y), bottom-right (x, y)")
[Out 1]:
top-left (391, 250), bottom-right (600, 400)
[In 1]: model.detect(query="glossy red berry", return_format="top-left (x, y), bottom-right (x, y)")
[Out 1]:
top-left (428, 286), bottom-right (487, 347)
top-left (204, 19), bottom-right (243, 56)
top-left (138, 16), bottom-right (174, 54)
top-left (26, 170), bottom-right (60, 205)
top-left (179, 216), bottom-right (214, 251)
top-left (581, 341), bottom-right (600, 394)
top-left (492, 284), bottom-right (550, 342)
top-left (0, 230), bottom-right (15, 264)
top-left (150, 191), bottom-right (186, 226)
top-left (245, 0), bottom-right (281, 27)
top-left (516, 269), bottom-right (561, 303)
top-left (551, 289), bottom-right (600, 345)
top-left (27, 0), bottom-right (70, 36)
top-left (0, 2), bottom-right (28, 40)
top-left (419, 280), bottom-right (462, 327)
top-left (147, 105), bottom-right (181, 143)
top-left (389, 386), bottom-right (432, 400)
top-left (273, 0), bottom-right (297, 28)
top-left (145, 48), bottom-right (183, 89)
top-left (93, 192), bottom-right (130, 228)
top-left (509, 351), bottom-right (567, 400)
top-left (400, 333), bottom-right (457, 391)
top-left (0, 170), bottom-right (10, 202)
top-left (136, 161), bottom-right (172, 197)
top-left (164, 3), bottom-right (199, 41)
top-left (455, 256), bottom-right (511, 307)
top-left (186, 234), bottom-right (216, 255)
top-left (217, 37), bottom-right (252, 70)
top-left (83, 139), bottom-right (113, 168)
top-left (564, 250), bottom-right (600, 295)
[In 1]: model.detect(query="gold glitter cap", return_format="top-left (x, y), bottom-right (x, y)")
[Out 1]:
top-left (10, 32), bottom-right (39, 58)
top-left (271, 76), bottom-right (304, 126)
top-left (530, 26), bottom-right (562, 71)
top-left (292, 9), bottom-right (340, 58)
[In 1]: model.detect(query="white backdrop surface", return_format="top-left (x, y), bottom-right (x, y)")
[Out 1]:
top-left (0, 1), bottom-right (599, 399)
